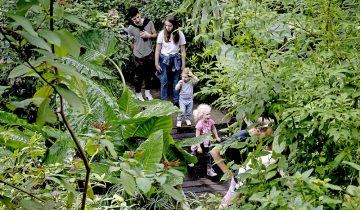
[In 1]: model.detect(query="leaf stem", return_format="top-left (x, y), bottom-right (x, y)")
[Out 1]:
top-left (107, 57), bottom-right (126, 96)
top-left (0, 180), bottom-right (45, 202)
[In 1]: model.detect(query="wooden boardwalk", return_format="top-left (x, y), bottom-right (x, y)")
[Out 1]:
top-left (131, 86), bottom-right (232, 196)
top-left (173, 121), bottom-right (231, 196)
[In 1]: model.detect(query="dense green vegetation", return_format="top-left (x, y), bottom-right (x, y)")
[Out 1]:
top-left (0, 0), bottom-right (359, 209)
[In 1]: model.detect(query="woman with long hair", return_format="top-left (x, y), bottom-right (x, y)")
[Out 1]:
top-left (154, 15), bottom-right (186, 105)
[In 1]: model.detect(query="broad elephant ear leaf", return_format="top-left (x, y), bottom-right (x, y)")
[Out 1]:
top-left (63, 56), bottom-right (115, 79)
top-left (63, 77), bottom-right (123, 133)
top-left (123, 116), bottom-right (172, 139)
top-left (77, 29), bottom-right (119, 65)
top-left (136, 130), bottom-right (163, 174)
top-left (118, 88), bottom-right (140, 117)
top-left (119, 101), bottom-right (178, 125)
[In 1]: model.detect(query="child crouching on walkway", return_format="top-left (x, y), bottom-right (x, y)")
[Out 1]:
top-left (175, 68), bottom-right (199, 127)
top-left (190, 104), bottom-right (221, 177)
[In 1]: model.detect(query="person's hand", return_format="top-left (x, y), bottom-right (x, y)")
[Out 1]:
top-left (188, 71), bottom-right (193, 77)
top-left (155, 64), bottom-right (162, 72)
top-left (140, 31), bottom-right (150, 38)
top-left (197, 147), bottom-right (203, 154)
top-left (216, 137), bottom-right (221, 142)
top-left (179, 80), bottom-right (184, 85)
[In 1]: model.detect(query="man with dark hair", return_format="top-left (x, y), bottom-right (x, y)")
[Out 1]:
top-left (126, 7), bottom-right (157, 101)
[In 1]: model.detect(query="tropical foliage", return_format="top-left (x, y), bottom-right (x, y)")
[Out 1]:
top-left (1, 0), bottom-right (359, 209)
top-left (0, 0), bottom-right (202, 209)
top-left (179, 0), bottom-right (360, 209)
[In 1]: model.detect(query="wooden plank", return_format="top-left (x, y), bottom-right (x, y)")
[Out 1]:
top-left (182, 180), bottom-right (204, 188)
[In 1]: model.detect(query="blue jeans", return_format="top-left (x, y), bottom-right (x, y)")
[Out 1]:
top-left (177, 97), bottom-right (193, 121)
top-left (155, 54), bottom-right (181, 103)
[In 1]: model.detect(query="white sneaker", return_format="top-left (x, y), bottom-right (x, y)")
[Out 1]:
top-left (207, 168), bottom-right (217, 177)
top-left (144, 90), bottom-right (153, 100)
top-left (188, 163), bottom-right (194, 167)
top-left (135, 92), bottom-right (145, 101)
top-left (176, 121), bottom-right (182, 127)
top-left (185, 120), bottom-right (191, 126)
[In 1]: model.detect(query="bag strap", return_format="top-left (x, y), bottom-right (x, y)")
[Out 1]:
top-left (131, 18), bottom-right (150, 31)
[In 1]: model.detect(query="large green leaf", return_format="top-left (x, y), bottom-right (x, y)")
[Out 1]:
top-left (177, 135), bottom-right (212, 147)
top-left (173, 143), bottom-right (197, 164)
top-left (16, 0), bottom-right (39, 16)
top-left (120, 171), bottom-right (136, 196)
top-left (8, 14), bottom-right (37, 36)
top-left (136, 130), bottom-right (163, 174)
top-left (119, 101), bottom-right (178, 125)
top-left (56, 84), bottom-right (85, 113)
top-left (17, 31), bottom-right (51, 52)
top-left (133, 101), bottom-right (179, 119)
top-left (0, 129), bottom-right (30, 151)
top-left (91, 163), bottom-right (121, 184)
top-left (55, 29), bottom-right (80, 58)
top-left (33, 85), bottom-right (54, 106)
top-left (136, 177), bottom-right (152, 194)
top-left (9, 57), bottom-right (47, 78)
top-left (123, 116), bottom-right (172, 139)
top-left (63, 14), bottom-right (90, 29)
top-left (62, 56), bottom-right (115, 79)
top-left (0, 86), bottom-right (10, 95)
top-left (36, 98), bottom-right (57, 126)
top-left (45, 59), bottom-right (84, 79)
top-left (0, 195), bottom-right (16, 209)
top-left (0, 111), bottom-right (40, 132)
top-left (38, 29), bottom-right (61, 46)
top-left (63, 78), bottom-right (122, 133)
top-left (118, 88), bottom-right (140, 117)
top-left (160, 184), bottom-right (184, 201)
top-left (9, 98), bottom-right (34, 109)
top-left (44, 137), bottom-right (75, 164)
top-left (77, 29), bottom-right (119, 64)
top-left (343, 161), bottom-right (360, 171)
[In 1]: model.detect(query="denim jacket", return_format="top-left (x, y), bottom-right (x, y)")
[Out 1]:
top-left (160, 54), bottom-right (182, 71)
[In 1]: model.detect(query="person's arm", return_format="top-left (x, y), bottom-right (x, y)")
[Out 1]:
top-left (149, 26), bottom-right (157, 39)
top-left (175, 80), bottom-right (183, 91)
top-left (127, 27), bottom-right (134, 51)
top-left (180, 45), bottom-right (186, 70)
top-left (188, 71), bottom-right (199, 83)
top-left (140, 28), bottom-right (157, 39)
top-left (211, 124), bottom-right (221, 142)
top-left (155, 43), bottom-right (162, 72)
top-left (195, 128), bottom-right (202, 153)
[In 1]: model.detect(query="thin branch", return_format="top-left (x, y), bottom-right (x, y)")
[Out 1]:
top-left (34, 14), bottom-right (48, 31)
top-left (59, 98), bottom-right (91, 210)
top-left (49, 0), bottom-right (90, 209)
top-left (289, 22), bottom-right (319, 37)
top-left (0, 180), bottom-right (45, 202)
top-left (1, 15), bottom-right (91, 210)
